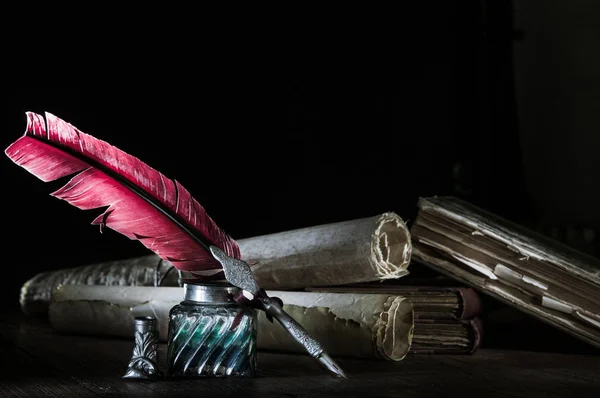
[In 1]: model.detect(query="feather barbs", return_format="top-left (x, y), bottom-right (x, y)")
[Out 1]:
top-left (5, 111), bottom-right (241, 273)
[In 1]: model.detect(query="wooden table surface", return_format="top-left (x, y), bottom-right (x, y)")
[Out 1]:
top-left (0, 314), bottom-right (599, 398)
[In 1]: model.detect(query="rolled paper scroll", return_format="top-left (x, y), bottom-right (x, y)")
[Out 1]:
top-left (254, 291), bottom-right (414, 361)
top-left (19, 255), bottom-right (179, 316)
top-left (241, 212), bottom-right (411, 289)
top-left (49, 285), bottom-right (182, 341)
top-left (48, 285), bottom-right (414, 361)
top-left (22, 213), bottom-right (412, 315)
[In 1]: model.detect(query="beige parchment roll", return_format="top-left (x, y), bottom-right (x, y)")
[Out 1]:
top-left (22, 213), bottom-right (411, 315)
top-left (240, 212), bottom-right (412, 289)
top-left (48, 285), bottom-right (414, 361)
top-left (49, 285), bottom-right (183, 341)
top-left (20, 255), bottom-right (179, 316)
top-left (255, 291), bottom-right (414, 361)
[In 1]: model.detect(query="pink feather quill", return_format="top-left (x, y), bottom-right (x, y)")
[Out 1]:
top-left (5, 112), bottom-right (240, 274)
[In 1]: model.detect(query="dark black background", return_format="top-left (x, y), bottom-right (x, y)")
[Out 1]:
top-left (1, 2), bottom-right (597, 353)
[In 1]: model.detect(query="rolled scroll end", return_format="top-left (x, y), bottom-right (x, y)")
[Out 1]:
top-left (371, 212), bottom-right (412, 279)
top-left (375, 296), bottom-right (414, 361)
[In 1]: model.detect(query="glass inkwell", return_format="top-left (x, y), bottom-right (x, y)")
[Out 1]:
top-left (166, 281), bottom-right (257, 378)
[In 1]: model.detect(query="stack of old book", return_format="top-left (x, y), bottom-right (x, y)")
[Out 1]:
top-left (410, 196), bottom-right (600, 350)
top-left (18, 196), bottom-right (600, 360)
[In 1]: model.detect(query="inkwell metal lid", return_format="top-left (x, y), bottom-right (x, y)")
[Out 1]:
top-left (183, 282), bottom-right (240, 305)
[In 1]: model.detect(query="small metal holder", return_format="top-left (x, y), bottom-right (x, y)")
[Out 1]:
top-left (123, 316), bottom-right (163, 380)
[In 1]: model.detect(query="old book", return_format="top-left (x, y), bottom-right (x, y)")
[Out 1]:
top-left (307, 285), bottom-right (484, 354)
top-left (48, 286), bottom-right (414, 361)
top-left (20, 213), bottom-right (411, 315)
top-left (411, 196), bottom-right (600, 349)
top-left (409, 318), bottom-right (483, 355)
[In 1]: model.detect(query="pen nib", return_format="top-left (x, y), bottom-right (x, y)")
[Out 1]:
top-left (316, 352), bottom-right (347, 379)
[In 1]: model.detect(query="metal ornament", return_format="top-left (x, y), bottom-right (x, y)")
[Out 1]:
top-left (123, 316), bottom-right (163, 380)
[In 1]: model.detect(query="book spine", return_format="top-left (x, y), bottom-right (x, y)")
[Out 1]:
top-left (409, 318), bottom-right (483, 355)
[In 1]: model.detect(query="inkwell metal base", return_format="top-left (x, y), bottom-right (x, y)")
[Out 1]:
top-left (123, 316), bottom-right (163, 380)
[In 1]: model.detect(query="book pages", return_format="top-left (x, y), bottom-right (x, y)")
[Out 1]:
top-left (411, 195), bottom-right (600, 349)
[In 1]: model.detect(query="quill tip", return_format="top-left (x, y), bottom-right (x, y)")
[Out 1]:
top-left (316, 352), bottom-right (347, 379)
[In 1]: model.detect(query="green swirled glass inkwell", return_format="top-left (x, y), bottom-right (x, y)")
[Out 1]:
top-left (165, 246), bottom-right (346, 379)
top-left (166, 282), bottom-right (257, 378)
